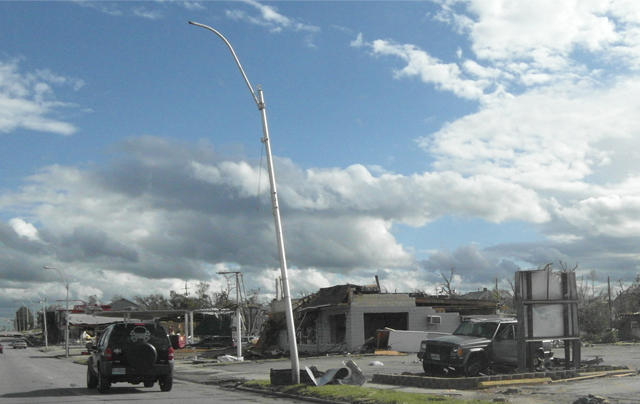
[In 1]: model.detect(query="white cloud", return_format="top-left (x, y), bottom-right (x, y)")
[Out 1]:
top-left (0, 136), bottom-right (551, 298)
top-left (9, 218), bottom-right (40, 242)
top-left (422, 78), bottom-right (640, 194)
top-left (72, 0), bottom-right (123, 16)
top-left (462, 0), bottom-right (619, 63)
top-left (357, 1), bottom-right (640, 103)
top-left (133, 7), bottom-right (163, 20)
top-left (350, 33), bottom-right (364, 48)
top-left (367, 39), bottom-right (491, 101)
top-left (180, 1), bottom-right (205, 11)
top-left (342, 2), bottom-right (640, 285)
top-left (0, 59), bottom-right (79, 136)
top-left (226, 0), bottom-right (320, 35)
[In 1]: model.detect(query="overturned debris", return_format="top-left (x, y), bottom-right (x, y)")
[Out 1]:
top-left (572, 394), bottom-right (610, 404)
top-left (270, 360), bottom-right (366, 386)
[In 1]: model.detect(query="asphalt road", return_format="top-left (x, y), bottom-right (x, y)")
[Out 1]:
top-left (3, 339), bottom-right (640, 404)
top-left (0, 341), bottom-right (305, 404)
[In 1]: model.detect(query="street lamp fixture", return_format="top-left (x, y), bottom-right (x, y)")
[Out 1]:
top-left (43, 265), bottom-right (69, 357)
top-left (189, 20), bottom-right (300, 383)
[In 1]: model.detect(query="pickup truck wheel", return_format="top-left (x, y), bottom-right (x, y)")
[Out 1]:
top-left (464, 356), bottom-right (487, 377)
top-left (97, 368), bottom-right (110, 393)
top-left (159, 375), bottom-right (173, 392)
top-left (422, 363), bottom-right (443, 376)
top-left (86, 366), bottom-right (98, 389)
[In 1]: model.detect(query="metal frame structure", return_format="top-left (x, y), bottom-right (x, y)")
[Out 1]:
top-left (515, 269), bottom-right (580, 370)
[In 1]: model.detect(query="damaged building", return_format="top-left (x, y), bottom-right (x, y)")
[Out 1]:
top-left (269, 283), bottom-right (499, 354)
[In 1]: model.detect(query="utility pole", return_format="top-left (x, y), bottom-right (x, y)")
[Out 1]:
top-left (43, 265), bottom-right (70, 357)
top-left (218, 271), bottom-right (243, 360)
top-left (608, 276), bottom-right (613, 329)
top-left (42, 298), bottom-right (48, 349)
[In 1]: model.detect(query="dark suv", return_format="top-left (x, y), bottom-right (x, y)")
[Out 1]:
top-left (86, 321), bottom-right (174, 393)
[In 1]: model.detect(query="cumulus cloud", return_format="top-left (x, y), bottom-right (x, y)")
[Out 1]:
top-left (0, 133), bottom-right (555, 303)
top-left (0, 60), bottom-right (81, 136)
top-left (133, 7), bottom-right (163, 20)
top-left (344, 1), bottom-right (640, 289)
top-left (72, 0), bottom-right (204, 19)
top-left (226, 0), bottom-right (320, 39)
top-left (358, 37), bottom-right (495, 101)
top-left (8, 218), bottom-right (40, 242)
top-left (357, 1), bottom-right (640, 102)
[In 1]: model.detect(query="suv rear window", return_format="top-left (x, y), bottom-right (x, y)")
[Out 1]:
top-left (108, 323), bottom-right (169, 349)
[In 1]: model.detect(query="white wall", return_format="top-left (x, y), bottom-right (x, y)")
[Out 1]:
top-left (346, 294), bottom-right (461, 350)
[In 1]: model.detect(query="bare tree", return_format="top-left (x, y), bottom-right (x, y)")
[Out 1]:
top-left (557, 260), bottom-right (579, 272)
top-left (440, 267), bottom-right (457, 296)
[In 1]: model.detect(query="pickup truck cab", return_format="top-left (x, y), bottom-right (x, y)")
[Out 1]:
top-left (418, 318), bottom-right (521, 376)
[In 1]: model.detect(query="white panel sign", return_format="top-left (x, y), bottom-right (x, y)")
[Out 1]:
top-left (531, 304), bottom-right (564, 337)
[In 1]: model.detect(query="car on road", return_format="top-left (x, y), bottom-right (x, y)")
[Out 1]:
top-left (11, 339), bottom-right (27, 349)
top-left (86, 321), bottom-right (174, 393)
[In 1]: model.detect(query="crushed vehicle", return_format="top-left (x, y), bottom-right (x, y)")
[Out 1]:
top-left (86, 321), bottom-right (174, 393)
top-left (417, 317), bottom-right (552, 377)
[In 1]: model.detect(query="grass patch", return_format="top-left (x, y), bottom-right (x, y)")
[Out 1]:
top-left (243, 380), bottom-right (493, 404)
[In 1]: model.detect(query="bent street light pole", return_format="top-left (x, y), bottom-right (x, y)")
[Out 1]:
top-left (189, 20), bottom-right (300, 383)
top-left (43, 265), bottom-right (69, 358)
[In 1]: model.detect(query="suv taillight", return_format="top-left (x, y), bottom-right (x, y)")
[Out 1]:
top-left (104, 347), bottom-right (113, 361)
top-left (168, 346), bottom-right (174, 361)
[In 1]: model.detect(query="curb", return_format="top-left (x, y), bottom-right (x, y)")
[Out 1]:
top-left (372, 366), bottom-right (633, 390)
top-left (478, 377), bottom-right (552, 388)
top-left (235, 385), bottom-right (347, 404)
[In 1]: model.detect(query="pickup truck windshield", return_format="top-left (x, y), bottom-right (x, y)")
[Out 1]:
top-left (452, 322), bottom-right (499, 338)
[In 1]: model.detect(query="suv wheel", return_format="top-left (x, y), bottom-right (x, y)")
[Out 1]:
top-left (86, 366), bottom-right (98, 389)
top-left (97, 367), bottom-right (110, 393)
top-left (159, 375), bottom-right (172, 392)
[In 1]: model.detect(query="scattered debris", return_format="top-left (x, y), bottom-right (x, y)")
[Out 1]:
top-left (270, 360), bottom-right (366, 387)
top-left (498, 388), bottom-right (521, 395)
top-left (572, 394), bottom-right (609, 404)
top-left (374, 350), bottom-right (404, 356)
top-left (316, 367), bottom-right (349, 386)
top-left (552, 356), bottom-right (604, 367)
top-left (217, 355), bottom-right (243, 362)
top-left (369, 360), bottom-right (384, 367)
top-left (339, 360), bottom-right (366, 386)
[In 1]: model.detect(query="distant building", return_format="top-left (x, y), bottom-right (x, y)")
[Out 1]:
top-left (108, 298), bottom-right (140, 311)
top-left (270, 284), bottom-right (499, 354)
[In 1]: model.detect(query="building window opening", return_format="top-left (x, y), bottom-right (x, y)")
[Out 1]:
top-left (329, 314), bottom-right (346, 343)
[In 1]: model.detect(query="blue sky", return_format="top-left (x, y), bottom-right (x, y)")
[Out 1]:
top-left (2, 0), bottom-right (640, 323)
